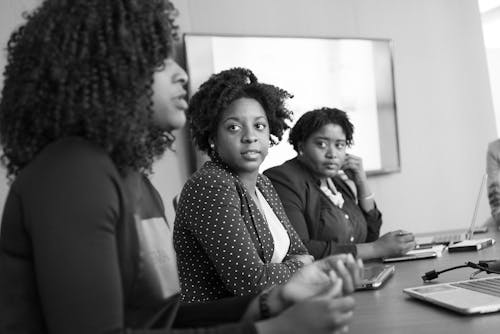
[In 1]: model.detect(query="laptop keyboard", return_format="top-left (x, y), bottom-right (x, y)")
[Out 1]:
top-left (433, 233), bottom-right (465, 243)
top-left (451, 277), bottom-right (500, 297)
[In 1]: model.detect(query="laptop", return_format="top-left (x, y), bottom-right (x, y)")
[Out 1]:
top-left (404, 275), bottom-right (500, 314)
top-left (357, 264), bottom-right (395, 290)
top-left (415, 174), bottom-right (488, 247)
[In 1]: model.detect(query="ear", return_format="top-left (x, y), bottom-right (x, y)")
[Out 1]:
top-left (297, 142), bottom-right (304, 155)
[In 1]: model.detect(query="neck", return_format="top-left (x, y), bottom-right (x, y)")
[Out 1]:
top-left (238, 171), bottom-right (259, 193)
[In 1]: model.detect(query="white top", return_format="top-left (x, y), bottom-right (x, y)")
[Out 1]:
top-left (256, 188), bottom-right (291, 263)
top-left (320, 178), bottom-right (344, 208)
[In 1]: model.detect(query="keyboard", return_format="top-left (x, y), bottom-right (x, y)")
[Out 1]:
top-left (416, 233), bottom-right (466, 246)
top-left (432, 233), bottom-right (466, 243)
top-left (452, 277), bottom-right (500, 297)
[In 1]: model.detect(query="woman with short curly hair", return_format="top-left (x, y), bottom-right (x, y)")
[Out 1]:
top-left (174, 68), bottom-right (314, 303)
top-left (265, 107), bottom-right (416, 260)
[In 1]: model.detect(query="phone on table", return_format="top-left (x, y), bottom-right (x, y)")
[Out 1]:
top-left (357, 264), bottom-right (395, 290)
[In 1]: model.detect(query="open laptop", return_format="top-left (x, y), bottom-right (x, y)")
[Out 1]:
top-left (415, 174), bottom-right (488, 247)
top-left (403, 275), bottom-right (500, 314)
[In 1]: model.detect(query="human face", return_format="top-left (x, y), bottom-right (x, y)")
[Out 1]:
top-left (151, 58), bottom-right (189, 131)
top-left (299, 123), bottom-right (347, 179)
top-left (214, 98), bottom-right (270, 177)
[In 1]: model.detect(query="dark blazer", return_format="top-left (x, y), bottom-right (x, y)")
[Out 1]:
top-left (264, 158), bottom-right (382, 258)
top-left (174, 159), bottom-right (309, 303)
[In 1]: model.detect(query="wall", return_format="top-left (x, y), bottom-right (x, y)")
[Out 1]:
top-left (0, 0), bottom-right (496, 234)
top-left (175, 0), bottom-right (496, 233)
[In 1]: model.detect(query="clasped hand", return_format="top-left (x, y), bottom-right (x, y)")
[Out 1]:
top-left (256, 254), bottom-right (363, 334)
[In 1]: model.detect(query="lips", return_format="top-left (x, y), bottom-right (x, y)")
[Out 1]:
top-left (323, 162), bottom-right (339, 170)
top-left (174, 93), bottom-right (188, 110)
top-left (241, 150), bottom-right (261, 159)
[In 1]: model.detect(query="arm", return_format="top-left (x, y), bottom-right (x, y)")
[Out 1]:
top-left (22, 149), bottom-right (127, 334)
top-left (178, 175), bottom-right (303, 296)
top-left (487, 141), bottom-right (500, 224)
top-left (339, 155), bottom-right (382, 242)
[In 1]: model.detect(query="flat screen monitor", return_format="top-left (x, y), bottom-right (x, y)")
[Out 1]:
top-left (184, 34), bottom-right (401, 175)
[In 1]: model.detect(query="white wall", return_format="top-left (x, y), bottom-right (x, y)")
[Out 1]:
top-left (0, 0), bottom-right (496, 233)
top-left (176, 0), bottom-right (496, 233)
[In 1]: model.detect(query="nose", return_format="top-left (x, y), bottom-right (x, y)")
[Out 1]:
top-left (325, 144), bottom-right (337, 158)
top-left (173, 62), bottom-right (189, 85)
top-left (242, 127), bottom-right (257, 143)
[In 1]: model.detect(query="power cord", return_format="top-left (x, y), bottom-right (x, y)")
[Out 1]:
top-left (421, 260), bottom-right (500, 282)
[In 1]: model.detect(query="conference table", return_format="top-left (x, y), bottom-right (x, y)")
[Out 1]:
top-left (349, 226), bottom-right (500, 333)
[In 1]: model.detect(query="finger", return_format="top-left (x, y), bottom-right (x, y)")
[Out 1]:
top-left (356, 258), bottom-right (364, 284)
top-left (398, 234), bottom-right (415, 243)
top-left (335, 259), bottom-right (355, 294)
top-left (319, 254), bottom-right (350, 271)
top-left (317, 271), bottom-right (343, 298)
top-left (344, 254), bottom-right (362, 286)
top-left (404, 241), bottom-right (417, 252)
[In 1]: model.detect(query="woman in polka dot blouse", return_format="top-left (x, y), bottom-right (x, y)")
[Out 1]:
top-left (174, 68), bottom-right (313, 302)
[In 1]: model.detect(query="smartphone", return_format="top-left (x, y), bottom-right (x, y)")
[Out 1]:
top-left (357, 264), bottom-right (395, 290)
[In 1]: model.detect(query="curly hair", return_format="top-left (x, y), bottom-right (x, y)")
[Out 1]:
top-left (186, 67), bottom-right (293, 155)
top-left (289, 107), bottom-right (354, 152)
top-left (0, 0), bottom-right (179, 178)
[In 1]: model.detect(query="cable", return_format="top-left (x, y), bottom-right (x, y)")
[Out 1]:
top-left (421, 260), bottom-right (500, 282)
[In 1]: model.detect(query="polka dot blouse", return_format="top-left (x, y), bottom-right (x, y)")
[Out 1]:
top-left (174, 160), bottom-right (309, 303)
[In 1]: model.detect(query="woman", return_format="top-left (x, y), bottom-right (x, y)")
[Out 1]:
top-left (264, 108), bottom-right (415, 260)
top-left (174, 68), bottom-right (314, 303)
top-left (0, 2), bottom-right (360, 333)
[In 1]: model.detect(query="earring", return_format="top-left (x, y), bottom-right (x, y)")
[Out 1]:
top-left (298, 150), bottom-right (303, 156)
top-left (210, 143), bottom-right (215, 149)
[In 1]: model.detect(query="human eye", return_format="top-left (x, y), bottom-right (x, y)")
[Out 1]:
top-left (227, 123), bottom-right (241, 132)
top-left (336, 141), bottom-right (346, 149)
top-left (255, 122), bottom-right (267, 131)
top-left (315, 140), bottom-right (327, 149)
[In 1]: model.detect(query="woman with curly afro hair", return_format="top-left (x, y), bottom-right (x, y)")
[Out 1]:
top-left (0, 2), bottom-right (362, 334)
top-left (174, 68), bottom-right (316, 303)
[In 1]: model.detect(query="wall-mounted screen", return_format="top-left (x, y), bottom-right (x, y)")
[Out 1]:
top-left (184, 34), bottom-right (401, 175)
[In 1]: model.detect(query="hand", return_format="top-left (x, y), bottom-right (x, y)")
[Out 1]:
top-left (256, 277), bottom-right (356, 334)
top-left (342, 154), bottom-right (367, 185)
top-left (288, 254), bottom-right (314, 266)
top-left (373, 230), bottom-right (416, 258)
top-left (268, 254), bottom-right (362, 315)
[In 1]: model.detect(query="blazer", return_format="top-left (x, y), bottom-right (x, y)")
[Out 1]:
top-left (264, 158), bottom-right (382, 259)
top-left (174, 159), bottom-right (309, 303)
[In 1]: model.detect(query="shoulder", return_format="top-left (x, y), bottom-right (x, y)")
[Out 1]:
top-left (186, 161), bottom-right (235, 188)
top-left (180, 160), bottom-right (240, 201)
top-left (264, 158), bottom-right (310, 188)
top-left (488, 139), bottom-right (500, 154)
top-left (13, 137), bottom-right (120, 197)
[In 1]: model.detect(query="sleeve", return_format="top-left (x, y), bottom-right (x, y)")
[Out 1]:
top-left (487, 141), bottom-right (500, 223)
top-left (24, 151), bottom-right (128, 334)
top-left (174, 295), bottom-right (255, 328)
top-left (362, 205), bottom-right (383, 242)
top-left (178, 174), bottom-right (303, 296)
top-left (265, 168), bottom-right (357, 259)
